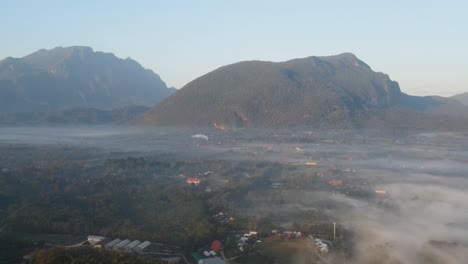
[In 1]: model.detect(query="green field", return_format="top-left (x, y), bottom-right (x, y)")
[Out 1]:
top-left (256, 238), bottom-right (319, 264)
top-left (13, 232), bottom-right (86, 245)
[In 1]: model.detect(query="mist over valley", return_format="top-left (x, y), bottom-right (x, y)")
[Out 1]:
top-left (1, 126), bottom-right (468, 263)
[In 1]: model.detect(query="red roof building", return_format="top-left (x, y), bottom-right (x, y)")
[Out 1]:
top-left (211, 240), bottom-right (222, 251)
top-left (328, 180), bottom-right (343, 186)
top-left (187, 177), bottom-right (201, 185)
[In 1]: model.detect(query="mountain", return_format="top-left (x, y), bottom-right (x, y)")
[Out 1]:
top-left (141, 53), bottom-right (468, 129)
top-left (452, 92), bottom-right (468, 106)
top-left (142, 53), bottom-right (399, 127)
top-left (357, 94), bottom-right (468, 131)
top-left (0, 46), bottom-right (174, 112)
top-left (0, 106), bottom-right (150, 125)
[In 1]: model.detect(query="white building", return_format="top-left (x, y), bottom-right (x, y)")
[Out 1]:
top-left (87, 235), bottom-right (106, 245)
top-left (319, 244), bottom-right (329, 254)
top-left (243, 231), bottom-right (257, 237)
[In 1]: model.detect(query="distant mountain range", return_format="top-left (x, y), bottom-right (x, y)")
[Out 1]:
top-left (0, 46), bottom-right (175, 113)
top-left (140, 53), bottom-right (468, 130)
top-left (1, 47), bottom-right (466, 129)
top-left (452, 92), bottom-right (468, 106)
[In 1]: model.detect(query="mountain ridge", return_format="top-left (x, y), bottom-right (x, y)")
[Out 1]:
top-left (140, 53), bottom-right (468, 130)
top-left (0, 46), bottom-right (174, 112)
top-left (140, 53), bottom-right (400, 126)
top-left (452, 92), bottom-right (468, 106)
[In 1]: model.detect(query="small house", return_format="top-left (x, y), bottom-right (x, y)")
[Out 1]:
top-left (94, 238), bottom-right (112, 248)
top-left (187, 178), bottom-right (201, 185)
top-left (87, 235), bottom-right (106, 245)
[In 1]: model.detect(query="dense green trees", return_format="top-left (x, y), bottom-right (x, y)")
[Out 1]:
top-left (1, 149), bottom-right (338, 257)
top-left (31, 247), bottom-right (164, 264)
top-left (1, 158), bottom-right (219, 246)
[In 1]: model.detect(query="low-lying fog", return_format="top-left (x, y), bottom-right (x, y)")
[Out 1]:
top-left (1, 126), bottom-right (467, 263)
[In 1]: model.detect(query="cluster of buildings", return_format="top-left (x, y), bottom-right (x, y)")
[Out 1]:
top-left (271, 182), bottom-right (284, 188)
top-left (271, 230), bottom-right (302, 240)
top-left (185, 171), bottom-right (214, 186)
top-left (237, 231), bottom-right (258, 251)
top-left (87, 235), bottom-right (151, 253)
top-left (326, 175), bottom-right (379, 197)
top-left (212, 212), bottom-right (234, 225)
top-left (191, 240), bottom-right (226, 264)
top-left (281, 231), bottom-right (302, 240)
top-left (308, 235), bottom-right (329, 255)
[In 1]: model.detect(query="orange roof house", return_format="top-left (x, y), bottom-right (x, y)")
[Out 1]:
top-left (211, 240), bottom-right (222, 251)
top-left (328, 180), bottom-right (343, 186)
top-left (187, 177), bottom-right (201, 185)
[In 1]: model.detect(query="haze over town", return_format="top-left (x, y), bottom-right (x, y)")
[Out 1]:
top-left (1, 1), bottom-right (468, 264)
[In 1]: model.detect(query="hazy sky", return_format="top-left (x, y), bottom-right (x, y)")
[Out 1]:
top-left (1, 0), bottom-right (467, 96)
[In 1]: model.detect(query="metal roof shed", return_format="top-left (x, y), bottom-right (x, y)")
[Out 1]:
top-left (198, 257), bottom-right (226, 264)
top-left (105, 239), bottom-right (121, 248)
top-left (113, 239), bottom-right (131, 250)
top-left (135, 241), bottom-right (151, 253)
top-left (124, 240), bottom-right (141, 251)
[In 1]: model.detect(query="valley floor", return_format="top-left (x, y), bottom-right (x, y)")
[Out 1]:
top-left (1, 126), bottom-right (468, 264)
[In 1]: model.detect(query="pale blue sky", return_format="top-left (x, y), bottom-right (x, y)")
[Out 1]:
top-left (1, 0), bottom-right (467, 96)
